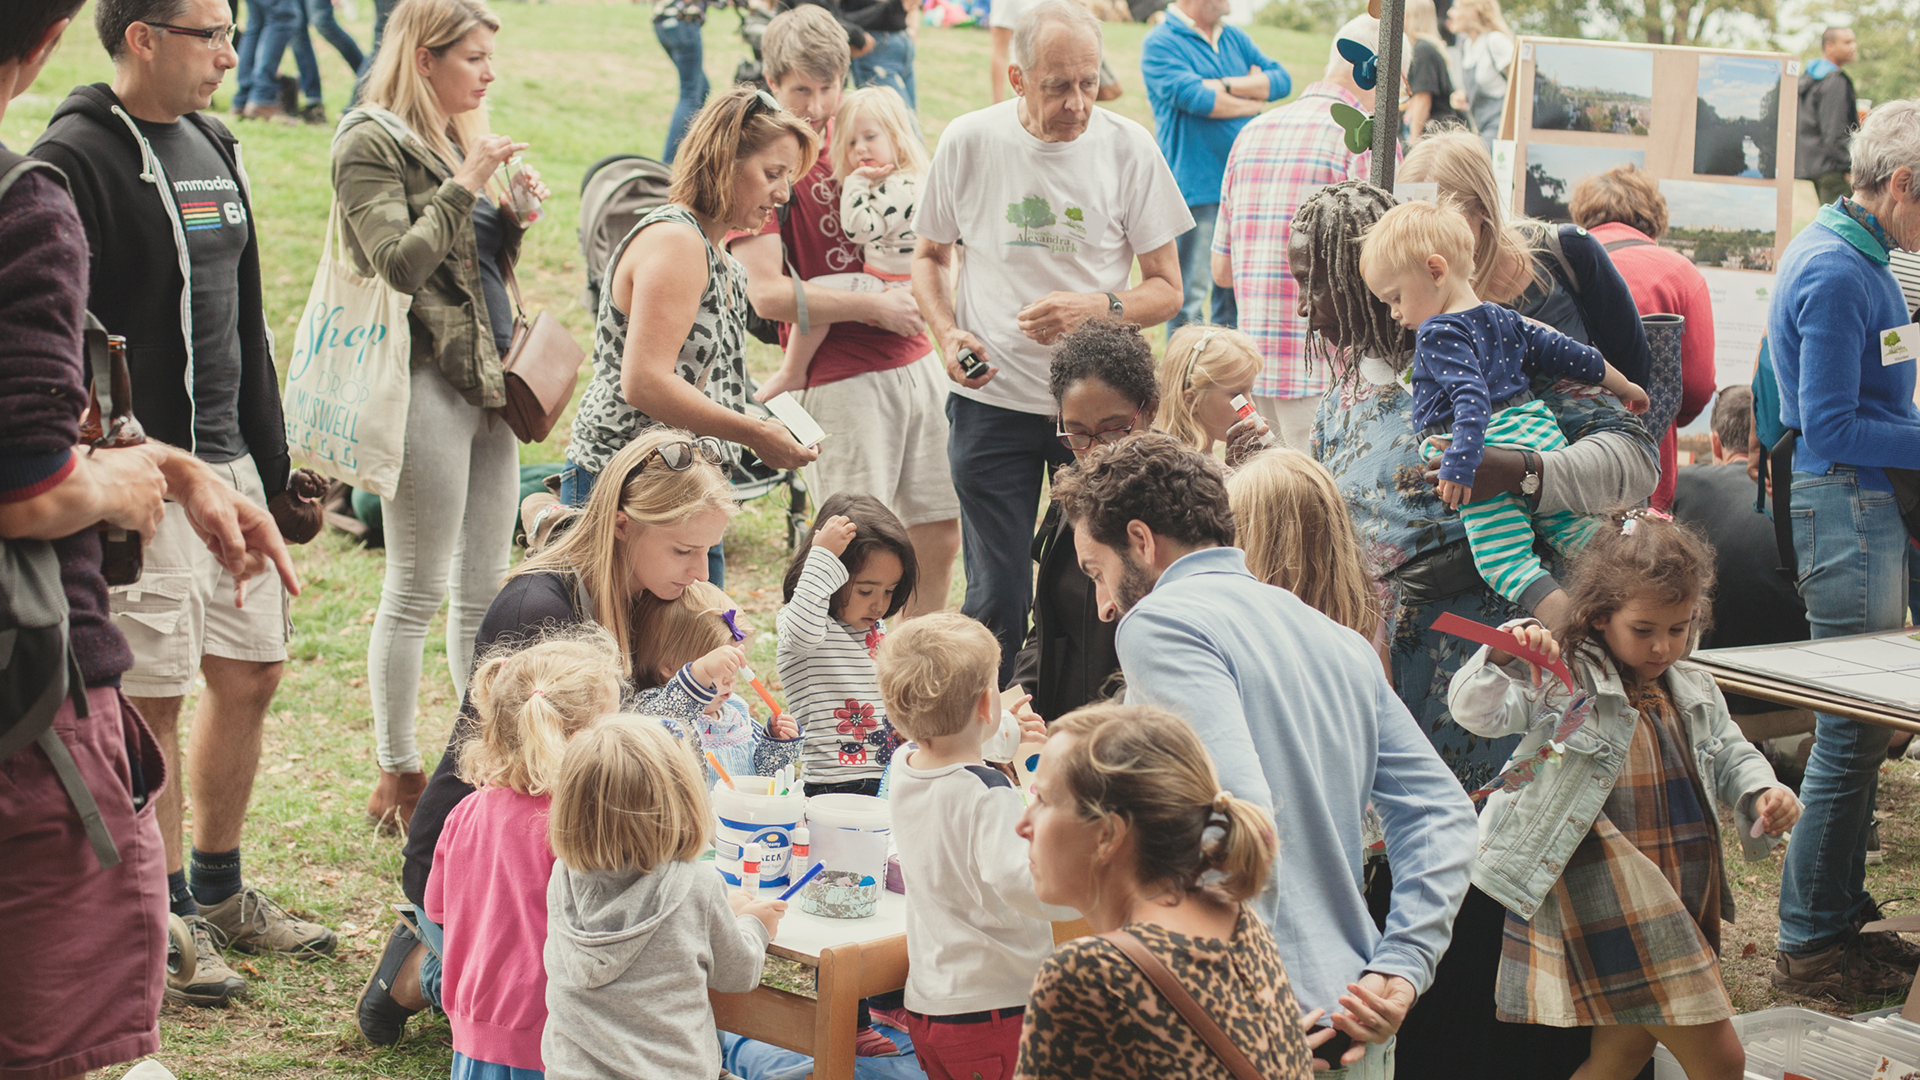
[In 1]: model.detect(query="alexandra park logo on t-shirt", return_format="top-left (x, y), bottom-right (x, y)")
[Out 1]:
top-left (173, 176), bottom-right (245, 232)
top-left (1005, 195), bottom-right (1087, 254)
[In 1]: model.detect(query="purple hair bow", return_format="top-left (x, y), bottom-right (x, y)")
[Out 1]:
top-left (721, 609), bottom-right (746, 643)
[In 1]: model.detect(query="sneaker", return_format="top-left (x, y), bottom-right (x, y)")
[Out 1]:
top-left (868, 1005), bottom-right (912, 1033)
top-left (299, 102), bottom-right (328, 126)
top-left (1771, 935), bottom-right (1916, 1000)
top-left (358, 922), bottom-right (425, 1046)
top-left (1867, 819), bottom-right (1885, 865)
top-left (165, 916), bottom-right (249, 1007)
top-left (853, 1026), bottom-right (901, 1057)
top-left (200, 887), bottom-right (338, 956)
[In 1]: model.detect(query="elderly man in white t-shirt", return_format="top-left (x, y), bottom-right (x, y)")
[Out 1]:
top-left (912, 0), bottom-right (1191, 686)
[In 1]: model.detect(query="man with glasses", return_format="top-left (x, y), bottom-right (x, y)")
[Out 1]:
top-left (912, 0), bottom-right (1189, 683)
top-left (33, 0), bottom-right (331, 1009)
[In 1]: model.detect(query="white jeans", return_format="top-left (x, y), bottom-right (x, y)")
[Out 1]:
top-left (365, 364), bottom-right (518, 772)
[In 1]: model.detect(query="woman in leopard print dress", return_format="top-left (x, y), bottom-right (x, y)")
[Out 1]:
top-left (564, 87), bottom-right (820, 516)
top-left (1016, 704), bottom-right (1321, 1080)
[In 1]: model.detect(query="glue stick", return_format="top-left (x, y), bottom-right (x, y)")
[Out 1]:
top-left (790, 826), bottom-right (810, 875)
top-left (1230, 393), bottom-right (1255, 420)
top-left (743, 842), bottom-right (763, 891)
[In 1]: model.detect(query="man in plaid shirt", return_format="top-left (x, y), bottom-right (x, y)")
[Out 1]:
top-left (1212, 14), bottom-right (1395, 452)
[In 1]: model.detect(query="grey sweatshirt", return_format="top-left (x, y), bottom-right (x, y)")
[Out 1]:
top-left (543, 858), bottom-right (771, 1080)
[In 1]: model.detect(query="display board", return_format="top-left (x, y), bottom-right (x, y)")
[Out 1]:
top-left (1498, 38), bottom-right (1799, 424)
top-left (1696, 630), bottom-right (1920, 714)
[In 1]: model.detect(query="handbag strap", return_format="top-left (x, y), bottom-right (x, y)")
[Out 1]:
top-left (1099, 930), bottom-right (1269, 1080)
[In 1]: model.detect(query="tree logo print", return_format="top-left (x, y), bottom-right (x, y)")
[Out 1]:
top-left (1006, 195), bottom-right (1057, 246)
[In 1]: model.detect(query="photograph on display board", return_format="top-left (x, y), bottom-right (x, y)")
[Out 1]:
top-left (1531, 44), bottom-right (1654, 134)
top-left (1693, 55), bottom-right (1783, 179)
top-left (1526, 143), bottom-right (1647, 221)
top-left (1658, 178), bottom-right (1778, 271)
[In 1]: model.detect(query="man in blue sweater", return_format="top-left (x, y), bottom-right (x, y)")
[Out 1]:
top-left (1050, 433), bottom-right (1475, 1078)
top-left (1140, 0), bottom-right (1287, 332)
top-left (1767, 99), bottom-right (1920, 1001)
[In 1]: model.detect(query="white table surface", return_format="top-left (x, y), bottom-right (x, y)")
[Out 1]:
top-left (711, 865), bottom-right (908, 962)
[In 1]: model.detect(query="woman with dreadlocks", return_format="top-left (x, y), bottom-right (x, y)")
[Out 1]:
top-left (1291, 179), bottom-right (1659, 1080)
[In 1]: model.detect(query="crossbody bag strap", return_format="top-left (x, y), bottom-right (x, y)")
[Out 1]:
top-left (1770, 430), bottom-right (1798, 578)
top-left (1099, 930), bottom-right (1269, 1080)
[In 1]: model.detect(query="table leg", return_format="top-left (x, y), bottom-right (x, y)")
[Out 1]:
top-left (813, 942), bottom-right (861, 1080)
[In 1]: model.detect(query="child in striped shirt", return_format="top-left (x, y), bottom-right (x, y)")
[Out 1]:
top-left (1359, 199), bottom-right (1648, 625)
top-left (776, 492), bottom-right (918, 798)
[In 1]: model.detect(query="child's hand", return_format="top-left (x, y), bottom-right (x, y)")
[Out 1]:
top-left (812, 514), bottom-right (856, 556)
top-left (692, 644), bottom-right (746, 694)
top-left (742, 896), bottom-right (788, 936)
top-left (851, 163), bottom-right (896, 182)
top-left (1488, 622), bottom-right (1562, 686)
top-left (1436, 478), bottom-right (1472, 509)
top-left (1617, 380), bottom-right (1650, 414)
top-left (1006, 692), bottom-right (1048, 744)
top-left (1755, 787), bottom-right (1801, 836)
top-left (769, 713), bottom-right (799, 740)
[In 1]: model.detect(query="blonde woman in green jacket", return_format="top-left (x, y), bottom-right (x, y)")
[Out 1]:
top-left (332, 0), bottom-right (551, 830)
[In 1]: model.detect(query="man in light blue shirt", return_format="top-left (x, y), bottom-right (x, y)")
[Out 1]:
top-left (1050, 434), bottom-right (1475, 1077)
top-left (1140, 0), bottom-right (1288, 331)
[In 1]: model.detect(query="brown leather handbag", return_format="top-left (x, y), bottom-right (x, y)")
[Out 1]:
top-left (499, 269), bottom-right (584, 444)
top-left (1100, 930), bottom-right (1272, 1080)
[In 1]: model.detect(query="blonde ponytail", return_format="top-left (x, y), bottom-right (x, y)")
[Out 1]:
top-left (458, 627), bottom-right (627, 796)
top-left (1049, 704), bottom-right (1277, 903)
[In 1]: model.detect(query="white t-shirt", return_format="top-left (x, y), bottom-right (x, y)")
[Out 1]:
top-left (890, 749), bottom-right (1079, 1014)
top-left (1459, 31), bottom-right (1514, 100)
top-left (914, 100), bottom-right (1193, 416)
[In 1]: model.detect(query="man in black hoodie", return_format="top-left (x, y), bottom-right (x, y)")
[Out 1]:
top-left (1796, 26), bottom-right (1859, 206)
top-left (32, 0), bottom-right (334, 1008)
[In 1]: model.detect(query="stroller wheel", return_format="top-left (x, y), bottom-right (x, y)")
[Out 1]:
top-left (166, 913), bottom-right (197, 989)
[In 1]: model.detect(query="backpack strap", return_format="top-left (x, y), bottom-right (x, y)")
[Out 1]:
top-left (1602, 237), bottom-right (1654, 253)
top-left (1542, 227), bottom-right (1582, 297)
top-left (1770, 430), bottom-right (1798, 579)
top-left (1099, 930), bottom-right (1270, 1080)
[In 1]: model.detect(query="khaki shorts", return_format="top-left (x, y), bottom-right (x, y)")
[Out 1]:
top-left (111, 454), bottom-right (291, 698)
top-left (799, 351), bottom-right (960, 528)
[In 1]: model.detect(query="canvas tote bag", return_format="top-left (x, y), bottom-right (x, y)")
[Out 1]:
top-left (283, 199), bottom-right (413, 499)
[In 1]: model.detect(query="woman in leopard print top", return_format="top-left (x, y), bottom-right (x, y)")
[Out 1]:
top-left (1015, 704), bottom-right (1319, 1080)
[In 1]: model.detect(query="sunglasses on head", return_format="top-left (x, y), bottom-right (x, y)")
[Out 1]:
top-left (622, 438), bottom-right (726, 488)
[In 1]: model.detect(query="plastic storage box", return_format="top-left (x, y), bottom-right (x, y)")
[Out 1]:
top-left (1653, 1007), bottom-right (1920, 1079)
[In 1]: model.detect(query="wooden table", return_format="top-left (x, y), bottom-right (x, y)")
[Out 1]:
top-left (710, 878), bottom-right (1089, 1080)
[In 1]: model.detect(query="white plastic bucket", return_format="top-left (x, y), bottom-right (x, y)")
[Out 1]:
top-left (713, 783), bottom-right (806, 889)
top-left (802, 793), bottom-right (891, 918)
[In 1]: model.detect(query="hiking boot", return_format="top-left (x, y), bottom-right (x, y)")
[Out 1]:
top-left (358, 922), bottom-right (425, 1046)
top-left (200, 887), bottom-right (338, 956)
top-left (299, 101), bottom-right (328, 126)
top-left (1866, 818), bottom-right (1885, 864)
top-left (1856, 900), bottom-right (1920, 973)
top-left (166, 916), bottom-right (249, 1007)
top-left (1771, 935), bottom-right (1915, 1000)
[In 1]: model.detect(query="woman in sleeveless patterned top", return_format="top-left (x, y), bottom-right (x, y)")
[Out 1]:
top-left (562, 87), bottom-right (820, 508)
top-left (1018, 705), bottom-right (1319, 1080)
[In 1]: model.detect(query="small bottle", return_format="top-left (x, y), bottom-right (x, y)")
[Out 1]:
top-left (504, 154), bottom-right (543, 226)
top-left (742, 842), bottom-right (763, 891)
top-left (89, 335), bottom-right (147, 587)
top-left (1230, 393), bottom-right (1256, 421)
top-left (789, 827), bottom-right (810, 876)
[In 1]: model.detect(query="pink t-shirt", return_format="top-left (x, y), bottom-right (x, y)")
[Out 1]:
top-left (425, 787), bottom-right (557, 1070)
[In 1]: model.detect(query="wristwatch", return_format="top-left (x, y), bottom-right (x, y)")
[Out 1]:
top-left (1105, 292), bottom-right (1124, 320)
top-left (1519, 450), bottom-right (1543, 505)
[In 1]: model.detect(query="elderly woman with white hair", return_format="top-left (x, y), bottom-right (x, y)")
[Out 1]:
top-left (1769, 98), bottom-right (1920, 1001)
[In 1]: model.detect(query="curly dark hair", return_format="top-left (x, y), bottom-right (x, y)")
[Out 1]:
top-left (1290, 181), bottom-right (1416, 379)
top-left (782, 492), bottom-right (918, 619)
top-left (1048, 320), bottom-right (1160, 409)
top-left (1049, 432), bottom-right (1235, 553)
top-left (1555, 509), bottom-right (1716, 675)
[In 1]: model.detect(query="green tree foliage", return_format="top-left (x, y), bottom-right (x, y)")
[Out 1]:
top-left (1834, 0), bottom-right (1920, 104)
top-left (1504, 0), bottom-right (1774, 46)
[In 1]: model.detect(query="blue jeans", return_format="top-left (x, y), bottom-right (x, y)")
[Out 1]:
top-left (353, 0), bottom-right (396, 101)
top-left (851, 30), bottom-right (917, 111)
top-left (946, 394), bottom-right (1073, 684)
top-left (306, 0), bottom-right (364, 73)
top-left (654, 17), bottom-right (708, 165)
top-left (1170, 202), bottom-right (1235, 332)
top-left (1777, 466), bottom-right (1909, 953)
top-left (241, 0), bottom-right (321, 108)
top-left (559, 463), bottom-right (726, 587)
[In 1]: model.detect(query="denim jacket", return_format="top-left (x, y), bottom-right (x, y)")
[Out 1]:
top-left (1448, 641), bottom-right (1791, 920)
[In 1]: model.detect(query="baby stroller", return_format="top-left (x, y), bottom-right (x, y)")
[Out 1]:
top-left (575, 153), bottom-right (812, 553)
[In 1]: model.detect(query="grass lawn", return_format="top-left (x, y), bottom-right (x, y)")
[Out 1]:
top-left (6, 3), bottom-right (1912, 1076)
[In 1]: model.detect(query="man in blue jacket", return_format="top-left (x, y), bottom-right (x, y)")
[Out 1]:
top-left (1140, 0), bottom-right (1287, 331)
top-left (1051, 433), bottom-right (1476, 1078)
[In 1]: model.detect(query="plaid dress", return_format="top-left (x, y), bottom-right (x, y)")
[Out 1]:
top-left (1495, 678), bottom-right (1733, 1027)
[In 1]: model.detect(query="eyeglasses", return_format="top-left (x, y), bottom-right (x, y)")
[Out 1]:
top-left (144, 22), bottom-right (238, 49)
top-left (1055, 410), bottom-right (1143, 451)
top-left (621, 437), bottom-right (727, 489)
